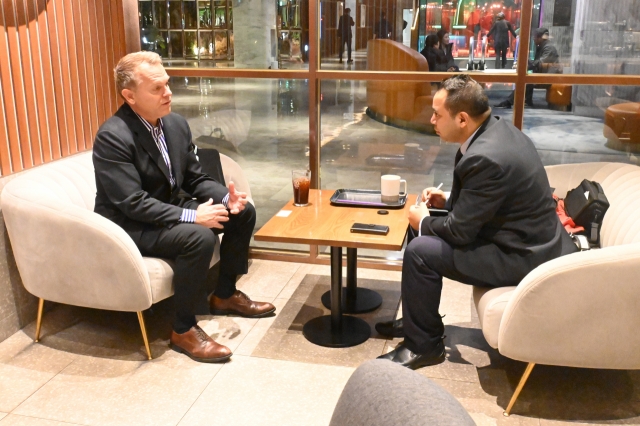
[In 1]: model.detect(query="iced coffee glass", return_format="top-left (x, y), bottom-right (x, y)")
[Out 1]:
top-left (292, 170), bottom-right (311, 206)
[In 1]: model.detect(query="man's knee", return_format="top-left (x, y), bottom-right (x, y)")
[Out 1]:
top-left (182, 225), bottom-right (217, 256)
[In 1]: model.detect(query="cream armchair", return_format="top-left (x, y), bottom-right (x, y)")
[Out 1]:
top-left (0, 151), bottom-right (252, 360)
top-left (473, 162), bottom-right (640, 416)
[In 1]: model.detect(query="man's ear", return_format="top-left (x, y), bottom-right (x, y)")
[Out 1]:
top-left (121, 88), bottom-right (135, 105)
top-left (457, 111), bottom-right (470, 129)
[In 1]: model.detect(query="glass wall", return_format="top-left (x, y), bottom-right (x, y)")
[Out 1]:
top-left (139, 0), bottom-right (309, 69)
top-left (168, 77), bottom-right (310, 251)
top-left (137, 0), bottom-right (640, 263)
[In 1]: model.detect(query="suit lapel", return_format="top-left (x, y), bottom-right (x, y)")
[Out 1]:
top-left (118, 104), bottom-right (173, 185)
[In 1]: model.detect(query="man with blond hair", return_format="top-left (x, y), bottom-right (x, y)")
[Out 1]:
top-left (93, 51), bottom-right (275, 363)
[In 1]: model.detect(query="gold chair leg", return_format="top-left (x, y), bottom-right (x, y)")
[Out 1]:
top-left (34, 298), bottom-right (44, 342)
top-left (137, 311), bottom-right (152, 360)
top-left (504, 362), bottom-right (536, 417)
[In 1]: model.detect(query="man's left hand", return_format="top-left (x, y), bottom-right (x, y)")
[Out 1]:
top-left (227, 181), bottom-right (248, 214)
top-left (408, 202), bottom-right (430, 231)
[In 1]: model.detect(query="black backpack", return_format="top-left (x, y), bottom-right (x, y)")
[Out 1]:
top-left (564, 179), bottom-right (609, 246)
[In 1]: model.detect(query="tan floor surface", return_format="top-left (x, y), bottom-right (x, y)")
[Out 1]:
top-left (1, 259), bottom-right (639, 425)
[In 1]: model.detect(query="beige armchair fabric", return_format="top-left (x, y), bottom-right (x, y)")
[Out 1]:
top-left (472, 162), bottom-right (640, 415)
top-left (0, 150), bottom-right (251, 358)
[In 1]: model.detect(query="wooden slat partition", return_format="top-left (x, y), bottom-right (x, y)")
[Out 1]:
top-left (0, 0), bottom-right (128, 175)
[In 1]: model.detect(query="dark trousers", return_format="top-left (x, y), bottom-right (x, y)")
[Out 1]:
top-left (132, 202), bottom-right (256, 332)
top-left (401, 236), bottom-right (506, 354)
top-left (339, 37), bottom-right (352, 61)
top-left (506, 84), bottom-right (534, 105)
top-left (495, 45), bottom-right (508, 69)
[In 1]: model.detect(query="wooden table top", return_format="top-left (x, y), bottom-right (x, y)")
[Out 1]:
top-left (254, 189), bottom-right (415, 251)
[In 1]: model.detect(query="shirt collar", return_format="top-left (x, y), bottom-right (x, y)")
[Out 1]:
top-left (460, 126), bottom-right (481, 155)
top-left (133, 111), bottom-right (163, 133)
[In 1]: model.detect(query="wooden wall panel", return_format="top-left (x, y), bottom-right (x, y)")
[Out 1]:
top-left (0, 0), bottom-right (128, 176)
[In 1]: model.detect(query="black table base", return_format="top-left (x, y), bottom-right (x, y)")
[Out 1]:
top-left (302, 247), bottom-right (372, 348)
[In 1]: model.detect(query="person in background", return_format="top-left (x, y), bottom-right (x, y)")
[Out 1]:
top-left (338, 8), bottom-right (355, 63)
top-left (436, 30), bottom-right (460, 72)
top-left (496, 28), bottom-right (561, 108)
top-left (420, 34), bottom-right (448, 72)
top-left (487, 12), bottom-right (517, 69)
top-left (375, 12), bottom-right (391, 39)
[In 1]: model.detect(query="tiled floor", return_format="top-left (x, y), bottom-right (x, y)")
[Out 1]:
top-left (1, 259), bottom-right (640, 425)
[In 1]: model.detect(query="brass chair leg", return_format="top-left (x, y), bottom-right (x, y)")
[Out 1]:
top-left (34, 298), bottom-right (44, 342)
top-left (504, 362), bottom-right (536, 416)
top-left (137, 311), bottom-right (152, 360)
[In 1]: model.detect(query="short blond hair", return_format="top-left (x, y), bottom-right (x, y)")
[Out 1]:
top-left (114, 51), bottom-right (162, 94)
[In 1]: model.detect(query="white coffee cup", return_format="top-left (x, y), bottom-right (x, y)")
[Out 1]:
top-left (381, 175), bottom-right (407, 202)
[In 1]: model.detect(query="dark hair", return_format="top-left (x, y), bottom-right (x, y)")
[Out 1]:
top-left (439, 74), bottom-right (489, 118)
top-left (425, 34), bottom-right (439, 48)
top-left (436, 29), bottom-right (448, 45)
top-left (534, 27), bottom-right (549, 38)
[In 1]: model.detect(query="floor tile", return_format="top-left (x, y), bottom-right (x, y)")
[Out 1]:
top-left (236, 259), bottom-right (302, 299)
top-left (275, 263), bottom-right (314, 300)
top-left (12, 351), bottom-right (224, 426)
top-left (178, 356), bottom-right (354, 426)
top-left (233, 298), bottom-right (290, 356)
top-left (0, 414), bottom-right (6, 422)
top-left (0, 331), bottom-right (76, 412)
top-left (0, 415), bottom-right (83, 426)
top-left (251, 274), bottom-right (399, 367)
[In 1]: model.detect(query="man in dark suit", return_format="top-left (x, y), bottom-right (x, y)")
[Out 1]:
top-left (376, 74), bottom-right (576, 369)
top-left (338, 8), bottom-right (354, 63)
top-left (93, 52), bottom-right (275, 363)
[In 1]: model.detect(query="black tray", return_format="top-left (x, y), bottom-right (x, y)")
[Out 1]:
top-left (330, 189), bottom-right (407, 209)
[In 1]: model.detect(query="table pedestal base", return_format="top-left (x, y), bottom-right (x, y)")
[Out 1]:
top-left (321, 288), bottom-right (383, 314)
top-left (302, 315), bottom-right (371, 348)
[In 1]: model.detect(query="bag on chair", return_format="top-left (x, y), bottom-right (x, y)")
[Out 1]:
top-left (564, 179), bottom-right (609, 246)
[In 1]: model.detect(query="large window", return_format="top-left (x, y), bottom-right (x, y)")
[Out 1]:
top-left (135, 0), bottom-right (640, 266)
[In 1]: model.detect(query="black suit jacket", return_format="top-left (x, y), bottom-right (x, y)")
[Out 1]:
top-left (421, 116), bottom-right (572, 285)
top-left (93, 103), bottom-right (228, 239)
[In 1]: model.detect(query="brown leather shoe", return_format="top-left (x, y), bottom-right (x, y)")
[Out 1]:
top-left (169, 325), bottom-right (232, 363)
top-left (210, 290), bottom-right (276, 318)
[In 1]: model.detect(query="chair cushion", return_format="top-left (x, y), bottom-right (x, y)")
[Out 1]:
top-left (472, 286), bottom-right (517, 349)
top-left (144, 245), bottom-right (221, 304)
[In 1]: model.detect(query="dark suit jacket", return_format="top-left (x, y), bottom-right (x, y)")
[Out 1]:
top-left (93, 103), bottom-right (228, 240)
top-left (338, 15), bottom-right (354, 40)
top-left (421, 116), bottom-right (572, 285)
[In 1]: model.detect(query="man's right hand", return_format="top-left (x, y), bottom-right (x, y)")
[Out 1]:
top-left (420, 187), bottom-right (447, 208)
top-left (195, 199), bottom-right (229, 229)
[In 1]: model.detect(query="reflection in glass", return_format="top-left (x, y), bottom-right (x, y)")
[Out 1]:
top-left (199, 0), bottom-right (212, 28)
top-left (154, 1), bottom-right (168, 29)
top-left (168, 77), bottom-right (310, 251)
top-left (199, 31), bottom-right (214, 58)
top-left (184, 1), bottom-right (198, 29)
top-left (213, 1), bottom-right (226, 28)
top-left (169, 31), bottom-right (184, 57)
top-left (185, 31), bottom-right (198, 58)
top-left (169, 1), bottom-right (183, 29)
top-left (214, 30), bottom-right (229, 59)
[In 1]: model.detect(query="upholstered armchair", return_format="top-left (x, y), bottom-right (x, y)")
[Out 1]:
top-left (0, 151), bottom-right (252, 360)
top-left (473, 162), bottom-right (640, 415)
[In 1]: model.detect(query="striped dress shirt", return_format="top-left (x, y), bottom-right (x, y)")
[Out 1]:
top-left (134, 113), bottom-right (229, 224)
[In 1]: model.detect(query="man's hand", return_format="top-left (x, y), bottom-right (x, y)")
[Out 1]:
top-left (195, 199), bottom-right (229, 229)
top-left (226, 181), bottom-right (248, 214)
top-left (409, 202), bottom-right (430, 231)
top-left (420, 187), bottom-right (447, 208)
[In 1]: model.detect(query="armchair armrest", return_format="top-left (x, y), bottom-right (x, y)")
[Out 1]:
top-left (498, 243), bottom-right (640, 369)
top-left (2, 190), bottom-right (153, 312)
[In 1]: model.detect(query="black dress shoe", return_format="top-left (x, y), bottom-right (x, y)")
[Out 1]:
top-left (377, 341), bottom-right (446, 370)
top-left (375, 318), bottom-right (405, 338)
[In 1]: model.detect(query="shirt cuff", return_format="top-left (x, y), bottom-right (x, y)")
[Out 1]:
top-left (418, 216), bottom-right (426, 237)
top-left (179, 208), bottom-right (197, 223)
top-left (221, 193), bottom-right (230, 208)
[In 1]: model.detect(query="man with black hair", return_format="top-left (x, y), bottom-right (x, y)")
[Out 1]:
top-left (376, 74), bottom-right (576, 369)
top-left (496, 27), bottom-right (561, 108)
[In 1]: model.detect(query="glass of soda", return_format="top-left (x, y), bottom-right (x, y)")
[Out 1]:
top-left (292, 169), bottom-right (311, 206)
